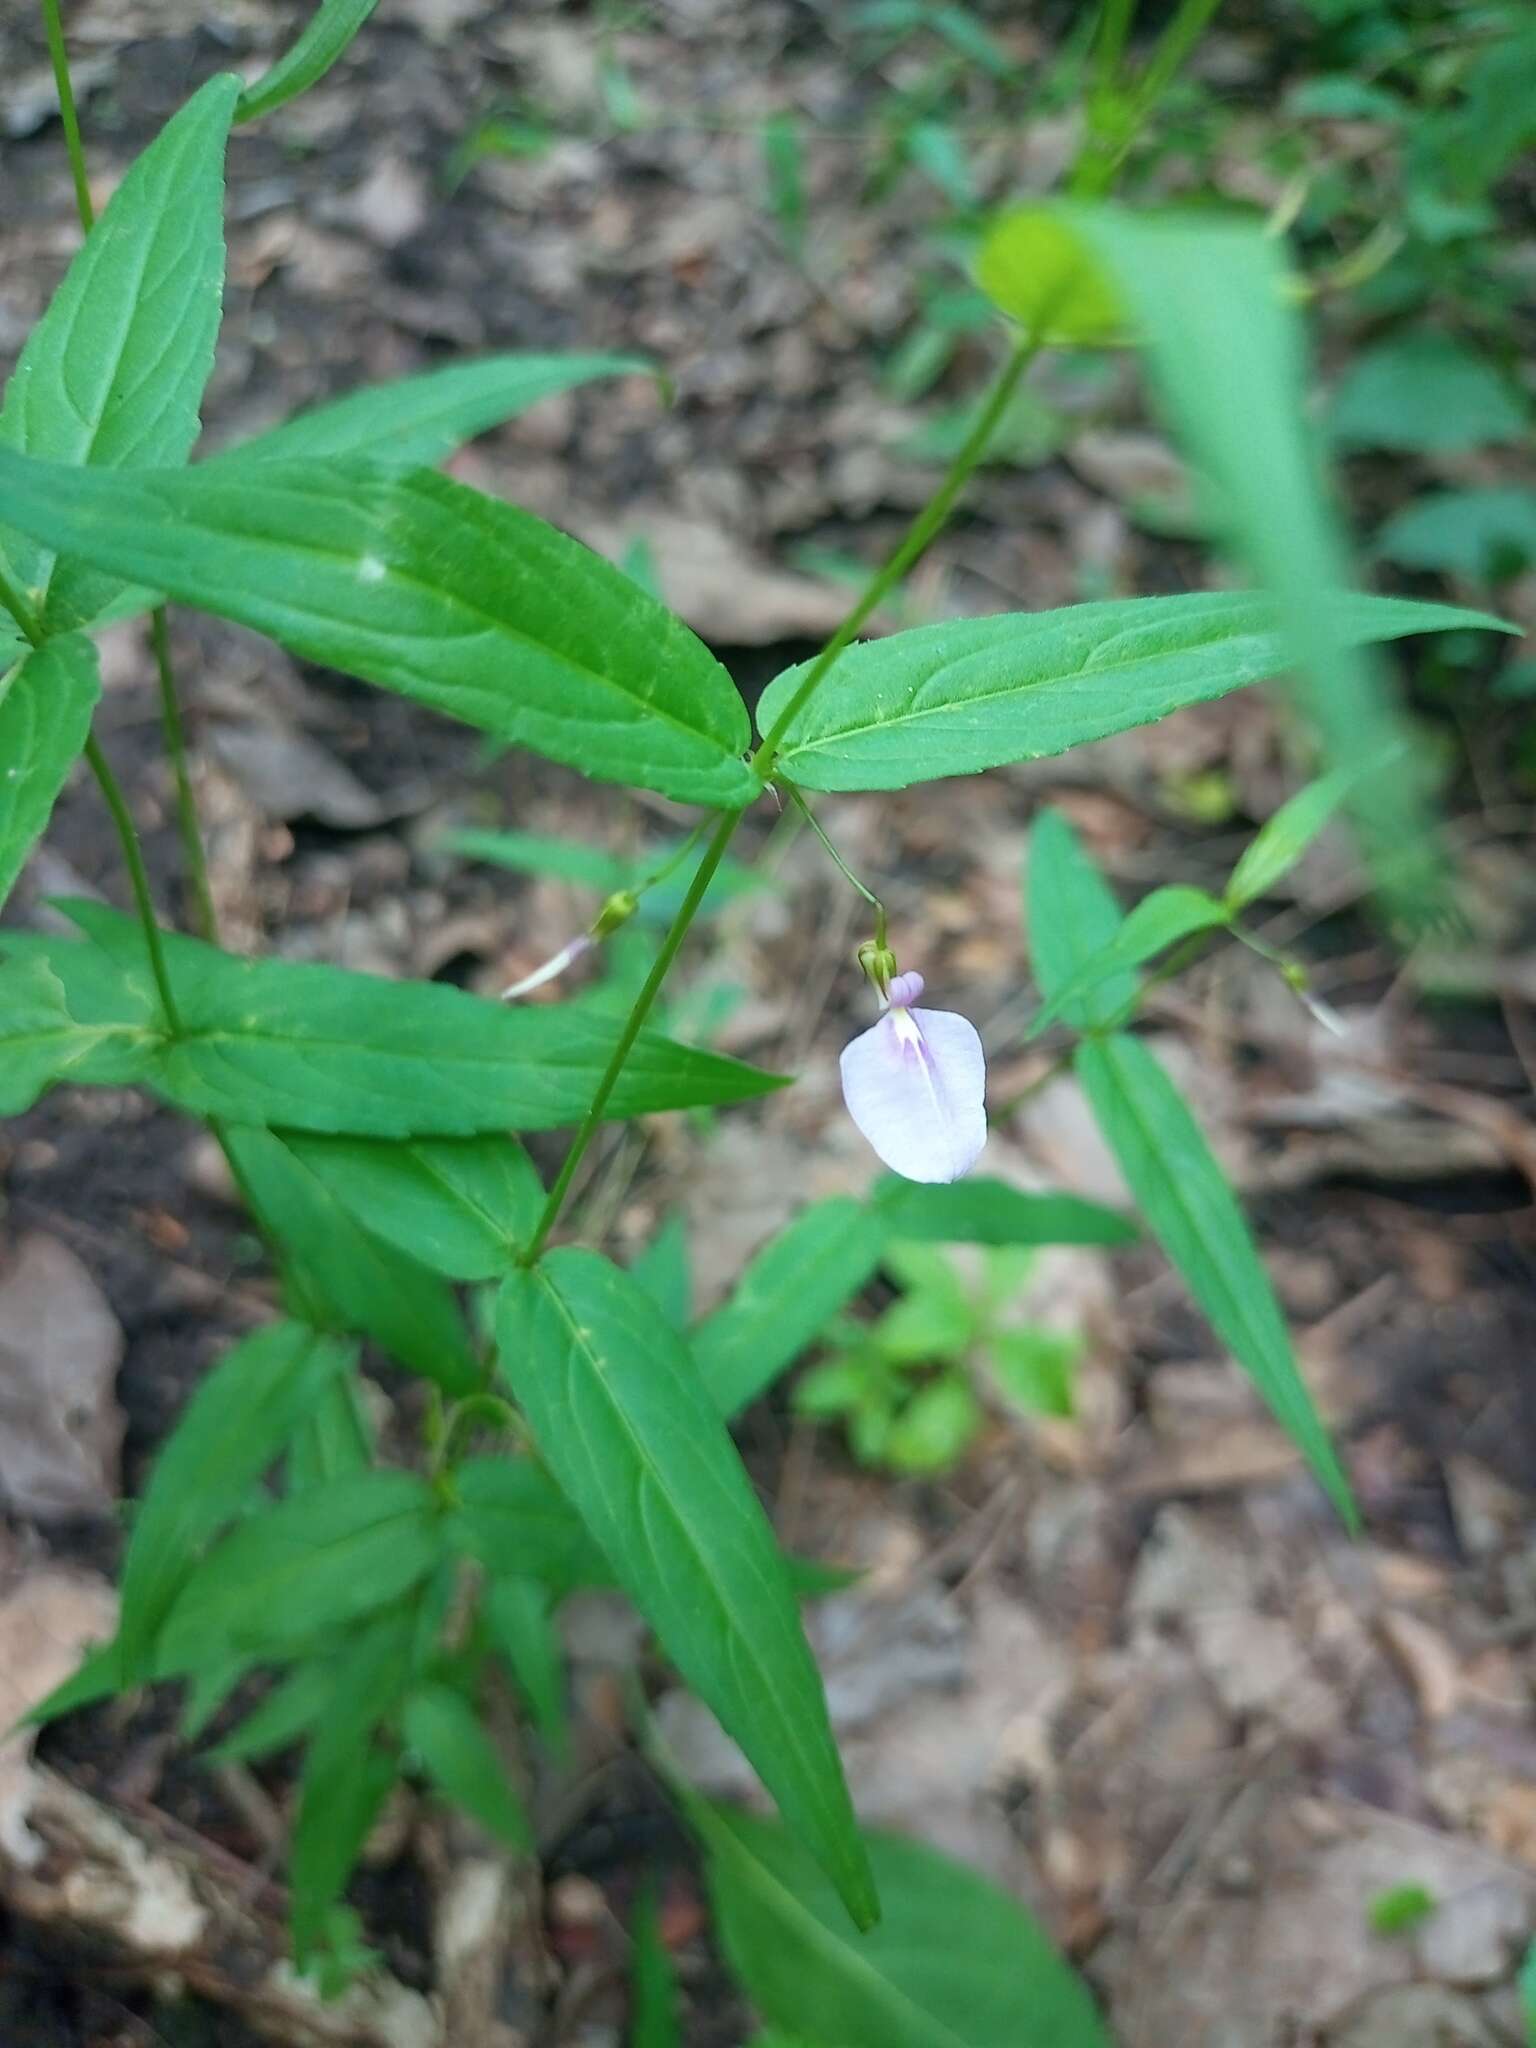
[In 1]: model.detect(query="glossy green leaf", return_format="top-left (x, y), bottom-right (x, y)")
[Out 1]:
top-left (1226, 769), bottom-right (1357, 910)
top-left (156, 1470), bottom-right (443, 1667)
top-left (222, 1126), bottom-right (479, 1392)
top-left (280, 1133), bottom-right (543, 1281)
top-left (1026, 809), bottom-right (1137, 1031)
top-left (630, 1882), bottom-right (683, 2048)
top-left (236, 0), bottom-right (379, 123)
top-left (0, 954), bottom-right (148, 1114)
top-left (696, 1803), bottom-right (1109, 2048)
top-left (1056, 204), bottom-right (1481, 921)
top-left (39, 903), bottom-right (784, 1135)
top-left (448, 1456), bottom-right (613, 1594)
top-left (403, 1682), bottom-right (532, 1852)
top-left (1076, 1032), bottom-right (1354, 1525)
top-left (0, 76), bottom-right (241, 632)
top-left (498, 1253), bottom-right (875, 1928)
top-left (0, 450), bottom-right (759, 807)
top-left (484, 1577), bottom-right (568, 1759)
top-left (290, 1608), bottom-right (411, 1960)
top-left (1330, 333), bottom-right (1527, 454)
top-left (757, 592), bottom-right (1503, 793)
top-left (631, 1212), bottom-right (692, 1328)
top-left (1028, 884), bottom-right (1228, 1037)
top-left (872, 1176), bottom-right (1136, 1247)
top-left (119, 1320), bottom-right (354, 1677)
top-left (692, 1197), bottom-right (888, 1419)
top-left (0, 636), bottom-right (99, 913)
top-left (221, 353), bottom-right (648, 471)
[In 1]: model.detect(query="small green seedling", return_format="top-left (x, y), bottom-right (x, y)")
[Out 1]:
top-left (794, 1242), bottom-right (1081, 1476)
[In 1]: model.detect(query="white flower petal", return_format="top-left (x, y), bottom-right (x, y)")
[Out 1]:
top-left (839, 1005), bottom-right (987, 1184)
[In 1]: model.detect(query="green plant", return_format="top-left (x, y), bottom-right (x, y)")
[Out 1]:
top-left (0, 0), bottom-right (1517, 2025)
top-left (795, 1241), bottom-right (1080, 1476)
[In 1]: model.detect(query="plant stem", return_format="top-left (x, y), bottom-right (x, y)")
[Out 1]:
top-left (41, 0), bottom-right (95, 229)
top-left (1073, 0), bottom-right (1223, 193)
top-left (751, 328), bottom-right (1041, 778)
top-left (43, 0), bottom-right (217, 950)
top-left (82, 735), bottom-right (183, 1033)
top-left (527, 327), bottom-right (1040, 1259)
top-left (522, 807), bottom-right (743, 1262)
top-left (786, 785), bottom-right (885, 924)
top-left (39, 0), bottom-right (212, 1001)
top-left (150, 608), bottom-right (218, 942)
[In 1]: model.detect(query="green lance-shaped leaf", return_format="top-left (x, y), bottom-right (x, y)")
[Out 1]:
top-left (694, 1802), bottom-right (1110, 2048)
top-left (219, 352), bottom-right (651, 471)
top-left (287, 1373), bottom-right (374, 1493)
top-left (1076, 1032), bottom-right (1355, 1526)
top-left (497, 1252), bottom-right (877, 1929)
top-left (222, 1126), bottom-right (480, 1392)
top-left (1225, 766), bottom-right (1358, 911)
top-left (870, 1176), bottom-right (1137, 1248)
top-left (0, 636), bottom-right (99, 915)
top-left (692, 1197), bottom-right (888, 1419)
top-left (483, 1577), bottom-right (569, 1759)
top-left (1033, 204), bottom-right (1482, 920)
top-left (1028, 884), bottom-right (1229, 1038)
top-left (630, 1211), bottom-right (692, 1328)
top-left (13, 904), bottom-right (783, 1135)
top-left (755, 591), bottom-right (1511, 793)
top-left (0, 75), bottom-right (242, 632)
top-left (0, 450), bottom-right (759, 808)
top-left (289, 1607), bottom-right (411, 1961)
top-left (1025, 808), bottom-right (1139, 1032)
top-left (155, 1469), bottom-right (444, 1669)
top-left (117, 1320), bottom-right (355, 1678)
top-left (402, 1682), bottom-right (533, 1852)
top-left (236, 0), bottom-right (380, 124)
top-left (280, 1132), bottom-right (545, 1280)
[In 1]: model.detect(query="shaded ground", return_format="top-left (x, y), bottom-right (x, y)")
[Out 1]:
top-left (1, 1), bottom-right (1535, 2044)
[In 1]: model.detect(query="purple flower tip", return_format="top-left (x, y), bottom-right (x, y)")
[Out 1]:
top-left (840, 978), bottom-right (986, 1184)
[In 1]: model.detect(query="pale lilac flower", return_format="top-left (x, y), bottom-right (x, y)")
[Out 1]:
top-left (501, 934), bottom-right (593, 1001)
top-left (839, 969), bottom-right (987, 1183)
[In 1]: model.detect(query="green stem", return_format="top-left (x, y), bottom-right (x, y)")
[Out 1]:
top-left (1073, 0), bottom-right (1223, 193)
top-left (751, 328), bottom-right (1041, 777)
top-left (82, 736), bottom-right (183, 1033)
top-left (150, 608), bottom-right (218, 942)
top-left (39, 0), bottom-right (206, 1014)
top-left (41, 0), bottom-right (95, 229)
top-left (786, 785), bottom-right (885, 925)
top-left (522, 807), bottom-right (743, 1262)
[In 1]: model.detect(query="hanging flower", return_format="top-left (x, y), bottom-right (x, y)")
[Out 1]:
top-left (839, 969), bottom-right (986, 1183)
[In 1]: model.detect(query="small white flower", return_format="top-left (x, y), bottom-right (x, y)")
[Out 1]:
top-left (839, 969), bottom-right (986, 1184)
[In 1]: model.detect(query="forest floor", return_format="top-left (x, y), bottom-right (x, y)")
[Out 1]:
top-left (0, 2), bottom-right (1534, 2044)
